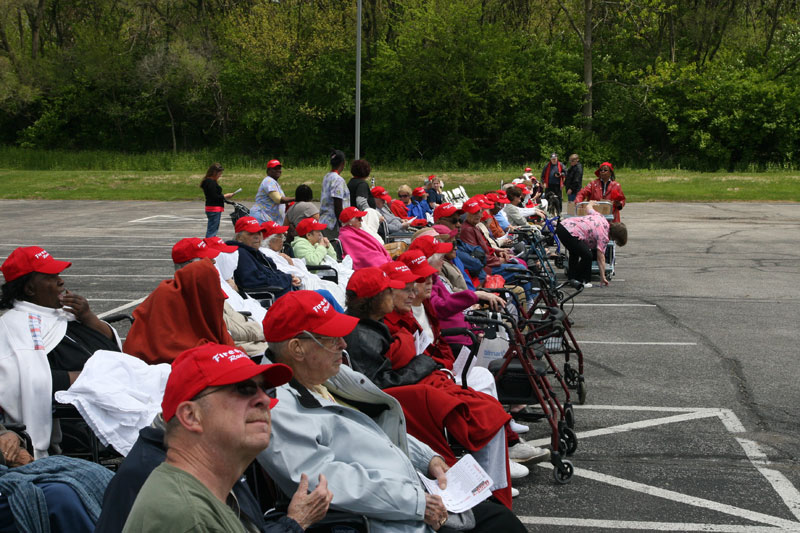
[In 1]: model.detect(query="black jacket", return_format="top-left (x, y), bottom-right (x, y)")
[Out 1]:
top-left (343, 318), bottom-right (439, 389)
top-left (565, 163), bottom-right (584, 193)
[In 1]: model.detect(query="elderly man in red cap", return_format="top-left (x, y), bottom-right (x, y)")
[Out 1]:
top-left (226, 216), bottom-right (300, 295)
top-left (372, 186), bottom-right (414, 233)
top-left (123, 343), bottom-right (332, 532)
top-left (259, 290), bottom-right (527, 533)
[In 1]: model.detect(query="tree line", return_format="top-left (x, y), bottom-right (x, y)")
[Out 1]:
top-left (1, 0), bottom-right (798, 170)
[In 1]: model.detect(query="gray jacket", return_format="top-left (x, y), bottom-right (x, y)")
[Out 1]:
top-left (257, 362), bottom-right (436, 533)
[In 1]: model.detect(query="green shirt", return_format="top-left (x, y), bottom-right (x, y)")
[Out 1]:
top-left (122, 462), bottom-right (246, 533)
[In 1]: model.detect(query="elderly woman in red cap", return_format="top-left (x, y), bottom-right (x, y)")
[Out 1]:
top-left (342, 265), bottom-right (517, 507)
top-left (0, 246), bottom-right (121, 458)
top-left (291, 217), bottom-right (337, 266)
top-left (575, 161), bottom-right (626, 222)
top-left (337, 206), bottom-right (393, 270)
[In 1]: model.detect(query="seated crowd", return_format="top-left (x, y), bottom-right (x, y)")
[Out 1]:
top-left (0, 157), bottom-right (628, 532)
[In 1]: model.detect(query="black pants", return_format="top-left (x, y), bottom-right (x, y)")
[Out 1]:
top-left (556, 223), bottom-right (595, 283)
top-left (440, 499), bottom-right (527, 533)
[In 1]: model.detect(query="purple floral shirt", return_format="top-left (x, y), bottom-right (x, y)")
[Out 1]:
top-left (561, 210), bottom-right (609, 253)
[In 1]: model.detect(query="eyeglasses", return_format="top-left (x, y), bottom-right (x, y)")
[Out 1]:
top-left (193, 379), bottom-right (277, 401)
top-left (301, 331), bottom-right (344, 352)
top-left (398, 194), bottom-right (410, 198)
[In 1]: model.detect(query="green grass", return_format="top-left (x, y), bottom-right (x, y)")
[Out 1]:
top-left (0, 147), bottom-right (799, 202)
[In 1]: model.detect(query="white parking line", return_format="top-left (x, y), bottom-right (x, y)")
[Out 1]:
top-left (578, 341), bottom-right (697, 345)
top-left (534, 465), bottom-right (800, 529)
top-left (97, 297), bottom-right (147, 318)
top-left (517, 517), bottom-right (792, 532)
top-left (573, 303), bottom-right (656, 307)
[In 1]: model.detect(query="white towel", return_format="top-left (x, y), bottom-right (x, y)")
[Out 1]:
top-left (55, 350), bottom-right (171, 456)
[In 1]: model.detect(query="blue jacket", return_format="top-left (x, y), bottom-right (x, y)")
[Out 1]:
top-left (407, 200), bottom-right (431, 220)
top-left (227, 241), bottom-right (294, 296)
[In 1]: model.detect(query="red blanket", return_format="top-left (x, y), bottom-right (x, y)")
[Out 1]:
top-left (123, 259), bottom-right (236, 364)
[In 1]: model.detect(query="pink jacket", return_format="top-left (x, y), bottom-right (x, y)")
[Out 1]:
top-left (431, 276), bottom-right (478, 345)
top-left (338, 225), bottom-right (393, 269)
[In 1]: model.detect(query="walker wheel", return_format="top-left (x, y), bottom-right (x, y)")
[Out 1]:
top-left (564, 405), bottom-right (575, 429)
top-left (558, 438), bottom-right (568, 457)
top-left (578, 380), bottom-right (587, 405)
top-left (562, 427), bottom-right (578, 455)
top-left (553, 460), bottom-right (574, 484)
top-left (564, 364), bottom-right (579, 388)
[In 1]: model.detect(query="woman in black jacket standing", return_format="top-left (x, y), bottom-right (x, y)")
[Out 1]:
top-left (565, 154), bottom-right (583, 215)
top-left (200, 163), bottom-right (234, 237)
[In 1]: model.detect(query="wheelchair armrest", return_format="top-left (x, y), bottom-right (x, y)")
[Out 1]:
top-left (103, 313), bottom-right (134, 324)
top-left (306, 265), bottom-right (339, 284)
top-left (440, 328), bottom-right (479, 389)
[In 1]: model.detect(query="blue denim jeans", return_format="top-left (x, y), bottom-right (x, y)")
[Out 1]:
top-left (205, 211), bottom-right (222, 238)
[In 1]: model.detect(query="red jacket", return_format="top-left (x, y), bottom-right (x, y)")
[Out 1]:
top-left (575, 178), bottom-right (626, 222)
top-left (390, 199), bottom-right (409, 218)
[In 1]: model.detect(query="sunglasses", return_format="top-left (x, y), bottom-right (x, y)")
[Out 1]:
top-left (194, 379), bottom-right (277, 401)
top-left (398, 194), bottom-right (410, 198)
top-left (599, 168), bottom-right (611, 173)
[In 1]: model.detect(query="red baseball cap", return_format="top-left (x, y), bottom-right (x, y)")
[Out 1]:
top-left (427, 175), bottom-right (436, 181)
top-left (432, 224), bottom-right (458, 238)
top-left (172, 238), bottom-right (221, 264)
top-left (346, 267), bottom-right (404, 298)
top-left (339, 206), bottom-right (368, 224)
top-left (525, 167), bottom-right (532, 172)
top-left (486, 192), bottom-right (509, 205)
top-left (296, 217), bottom-right (327, 236)
top-left (261, 221), bottom-right (289, 236)
top-left (409, 234), bottom-right (453, 257)
top-left (480, 210), bottom-right (492, 221)
top-left (161, 343), bottom-right (293, 422)
top-left (398, 249), bottom-right (437, 278)
top-left (380, 261), bottom-right (424, 284)
top-left (433, 203), bottom-right (462, 221)
top-left (370, 186), bottom-right (392, 203)
top-left (262, 290), bottom-right (359, 342)
top-left (1, 246), bottom-right (71, 283)
top-left (203, 237), bottom-right (238, 254)
top-left (235, 216), bottom-right (263, 234)
top-left (267, 159), bottom-right (282, 169)
top-left (519, 186), bottom-right (532, 195)
top-left (461, 198), bottom-right (484, 214)
top-left (412, 187), bottom-right (426, 197)
top-left (595, 162), bottom-right (614, 177)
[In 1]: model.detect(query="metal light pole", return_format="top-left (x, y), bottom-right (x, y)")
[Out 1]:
top-left (355, 0), bottom-right (362, 160)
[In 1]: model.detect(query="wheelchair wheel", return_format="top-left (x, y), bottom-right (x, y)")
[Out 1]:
top-left (564, 405), bottom-right (575, 429)
top-left (562, 427), bottom-right (578, 455)
top-left (564, 363), bottom-right (579, 388)
top-left (578, 379), bottom-right (587, 405)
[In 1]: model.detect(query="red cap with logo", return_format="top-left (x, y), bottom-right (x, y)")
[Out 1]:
top-left (412, 187), bottom-right (426, 197)
top-left (296, 218), bottom-right (328, 237)
top-left (1, 246), bottom-right (72, 283)
top-left (262, 290), bottom-right (359, 342)
top-left (380, 261), bottom-right (424, 284)
top-left (433, 203), bottom-right (463, 221)
top-left (461, 198), bottom-right (484, 214)
top-left (172, 238), bottom-right (222, 264)
top-left (486, 192), bottom-right (509, 205)
top-left (203, 237), bottom-right (238, 254)
top-left (398, 249), bottom-right (437, 278)
top-left (409, 235), bottom-right (453, 257)
top-left (267, 159), bottom-right (282, 169)
top-left (370, 186), bottom-right (392, 202)
top-left (161, 343), bottom-right (293, 421)
top-left (261, 221), bottom-right (289, 236)
top-left (235, 216), bottom-right (263, 234)
top-left (347, 267), bottom-right (405, 298)
top-left (339, 206), bottom-right (368, 224)
top-left (480, 210), bottom-right (492, 221)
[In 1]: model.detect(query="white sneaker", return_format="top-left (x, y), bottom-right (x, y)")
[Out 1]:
top-left (509, 441), bottom-right (551, 464)
top-left (583, 282), bottom-right (593, 288)
top-left (509, 459), bottom-right (529, 479)
top-left (511, 487), bottom-right (520, 498)
top-left (509, 419), bottom-right (529, 434)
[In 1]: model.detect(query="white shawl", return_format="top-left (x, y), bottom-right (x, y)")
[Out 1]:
top-left (0, 301), bottom-right (73, 458)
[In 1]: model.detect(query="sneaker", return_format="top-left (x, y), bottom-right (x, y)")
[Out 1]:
top-left (509, 419), bottom-right (529, 434)
top-left (511, 487), bottom-right (520, 498)
top-left (509, 459), bottom-right (529, 479)
top-left (583, 282), bottom-right (593, 288)
top-left (509, 441), bottom-right (551, 464)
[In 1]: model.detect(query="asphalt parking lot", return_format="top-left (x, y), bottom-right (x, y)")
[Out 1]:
top-left (1, 199), bottom-right (799, 532)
